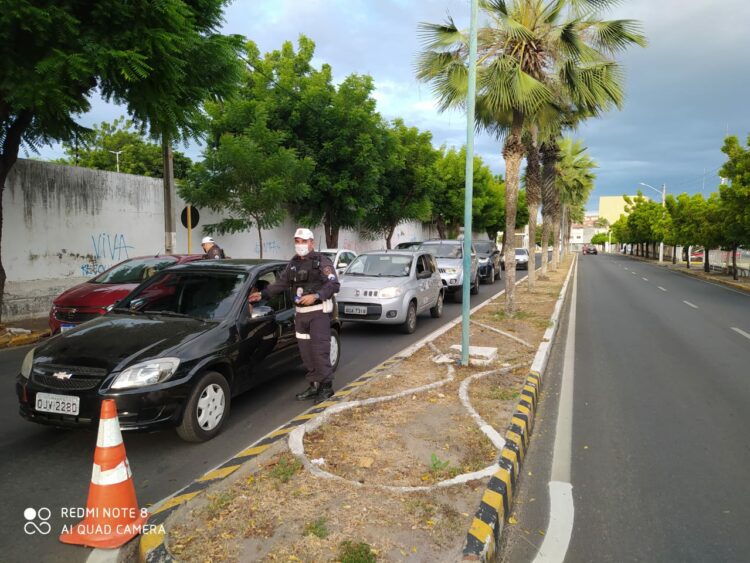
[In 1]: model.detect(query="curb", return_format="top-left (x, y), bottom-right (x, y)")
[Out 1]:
top-left (462, 254), bottom-right (577, 562)
top-left (138, 272), bottom-right (536, 562)
top-left (0, 329), bottom-right (50, 349)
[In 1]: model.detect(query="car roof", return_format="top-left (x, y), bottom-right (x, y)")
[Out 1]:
top-left (358, 249), bottom-right (419, 257)
top-left (166, 259), bottom-right (286, 273)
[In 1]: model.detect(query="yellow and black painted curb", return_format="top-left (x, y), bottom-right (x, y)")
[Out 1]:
top-left (138, 357), bottom-right (403, 563)
top-left (462, 370), bottom-right (541, 561)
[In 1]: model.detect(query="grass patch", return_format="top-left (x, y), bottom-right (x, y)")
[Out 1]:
top-left (269, 453), bottom-right (303, 483)
top-left (303, 516), bottom-right (329, 539)
top-left (429, 453), bottom-right (450, 472)
top-left (492, 310), bottom-right (536, 322)
top-left (204, 490), bottom-right (233, 519)
top-left (486, 388), bottom-right (520, 402)
top-left (339, 540), bottom-right (377, 563)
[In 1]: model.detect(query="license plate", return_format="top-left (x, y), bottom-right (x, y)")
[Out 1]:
top-left (60, 324), bottom-right (76, 332)
top-left (35, 392), bottom-right (80, 416)
top-left (344, 305), bottom-right (368, 315)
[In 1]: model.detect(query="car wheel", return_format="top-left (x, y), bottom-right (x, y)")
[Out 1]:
top-left (330, 328), bottom-right (341, 372)
top-left (488, 266), bottom-right (496, 284)
top-left (430, 291), bottom-right (444, 318)
top-left (495, 265), bottom-right (501, 280)
top-left (176, 371), bottom-right (230, 443)
top-left (401, 301), bottom-right (417, 334)
top-left (470, 275), bottom-right (479, 295)
top-left (453, 288), bottom-right (463, 303)
top-left (500, 263), bottom-right (505, 271)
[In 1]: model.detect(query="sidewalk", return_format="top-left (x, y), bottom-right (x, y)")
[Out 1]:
top-left (140, 258), bottom-right (574, 562)
top-left (0, 316), bottom-right (50, 349)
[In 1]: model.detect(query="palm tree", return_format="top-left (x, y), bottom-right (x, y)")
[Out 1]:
top-left (557, 137), bottom-right (597, 254)
top-left (417, 0), bottom-right (646, 313)
top-left (523, 126), bottom-right (542, 289)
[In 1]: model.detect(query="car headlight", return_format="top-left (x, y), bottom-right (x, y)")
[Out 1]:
top-left (379, 287), bottom-right (402, 299)
top-left (443, 268), bottom-right (458, 274)
top-left (21, 348), bottom-right (35, 378)
top-left (479, 257), bottom-right (489, 264)
top-left (111, 358), bottom-right (180, 389)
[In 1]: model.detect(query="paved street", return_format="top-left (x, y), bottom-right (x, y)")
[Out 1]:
top-left (0, 257), bottom-right (539, 563)
top-left (500, 253), bottom-right (750, 563)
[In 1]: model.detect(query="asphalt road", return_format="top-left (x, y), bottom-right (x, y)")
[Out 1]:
top-left (500, 253), bottom-right (750, 563)
top-left (0, 256), bottom-right (541, 563)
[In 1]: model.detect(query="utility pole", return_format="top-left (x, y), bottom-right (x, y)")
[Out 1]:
top-left (461, 0), bottom-right (478, 367)
top-left (108, 150), bottom-right (123, 173)
top-left (639, 182), bottom-right (666, 263)
top-left (162, 134), bottom-right (176, 254)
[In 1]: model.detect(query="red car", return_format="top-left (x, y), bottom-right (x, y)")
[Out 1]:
top-left (49, 255), bottom-right (204, 334)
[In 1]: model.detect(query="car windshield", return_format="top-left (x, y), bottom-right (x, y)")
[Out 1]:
top-left (92, 257), bottom-right (176, 284)
top-left (321, 251), bottom-right (336, 260)
top-left (515, 249), bottom-right (528, 256)
top-left (474, 241), bottom-right (496, 253)
top-left (419, 243), bottom-right (462, 258)
top-left (396, 242), bottom-right (420, 249)
top-left (346, 254), bottom-right (412, 277)
top-left (119, 271), bottom-right (247, 321)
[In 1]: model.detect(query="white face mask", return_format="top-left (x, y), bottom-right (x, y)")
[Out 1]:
top-left (295, 243), bottom-right (311, 257)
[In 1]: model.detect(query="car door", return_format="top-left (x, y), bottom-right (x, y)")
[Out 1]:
top-left (427, 254), bottom-right (442, 304)
top-left (414, 254), bottom-right (430, 311)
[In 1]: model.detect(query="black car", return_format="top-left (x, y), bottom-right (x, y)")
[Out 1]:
top-left (474, 240), bottom-right (501, 284)
top-left (17, 260), bottom-right (342, 442)
top-left (584, 245), bottom-right (598, 255)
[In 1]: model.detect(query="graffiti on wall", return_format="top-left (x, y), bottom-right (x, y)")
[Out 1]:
top-left (255, 239), bottom-right (282, 255)
top-left (79, 233), bottom-right (135, 277)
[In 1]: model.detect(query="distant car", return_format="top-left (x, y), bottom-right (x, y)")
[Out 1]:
top-left (395, 241), bottom-right (423, 250)
top-left (20, 260), bottom-right (342, 442)
top-left (338, 250), bottom-right (444, 333)
top-left (418, 240), bottom-right (479, 303)
top-left (474, 240), bottom-right (501, 284)
top-left (320, 248), bottom-right (358, 276)
top-left (501, 248), bottom-right (530, 270)
top-left (583, 245), bottom-right (598, 255)
top-left (49, 254), bottom-right (205, 334)
top-left (690, 249), bottom-right (704, 262)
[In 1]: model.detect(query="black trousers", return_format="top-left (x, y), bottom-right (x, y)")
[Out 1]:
top-left (294, 311), bottom-right (333, 384)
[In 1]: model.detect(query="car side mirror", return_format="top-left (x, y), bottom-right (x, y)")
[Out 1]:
top-left (250, 305), bottom-right (274, 320)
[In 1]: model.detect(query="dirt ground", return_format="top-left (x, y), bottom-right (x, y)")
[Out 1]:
top-left (167, 258), bottom-right (572, 562)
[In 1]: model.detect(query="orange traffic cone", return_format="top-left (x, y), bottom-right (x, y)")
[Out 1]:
top-left (59, 399), bottom-right (149, 548)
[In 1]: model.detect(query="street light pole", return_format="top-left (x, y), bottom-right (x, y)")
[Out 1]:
top-left (639, 182), bottom-right (667, 263)
top-left (108, 150), bottom-right (123, 173)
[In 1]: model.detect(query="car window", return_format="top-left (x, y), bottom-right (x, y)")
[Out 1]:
top-left (474, 241), bottom-right (496, 253)
top-left (347, 254), bottom-right (412, 277)
top-left (122, 271), bottom-right (248, 321)
top-left (416, 255), bottom-right (427, 275)
top-left (419, 243), bottom-right (462, 258)
top-left (92, 257), bottom-right (176, 284)
top-left (515, 249), bottom-right (528, 256)
top-left (252, 269), bottom-right (287, 312)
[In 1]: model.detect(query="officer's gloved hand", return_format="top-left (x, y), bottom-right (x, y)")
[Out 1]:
top-left (297, 294), bottom-right (317, 306)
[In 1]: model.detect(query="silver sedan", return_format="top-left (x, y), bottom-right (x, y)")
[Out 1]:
top-left (337, 250), bottom-right (444, 334)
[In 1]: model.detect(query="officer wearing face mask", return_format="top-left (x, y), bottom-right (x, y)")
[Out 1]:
top-left (247, 228), bottom-right (340, 403)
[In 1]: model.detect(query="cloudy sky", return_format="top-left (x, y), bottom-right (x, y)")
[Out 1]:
top-left (38, 0), bottom-right (750, 212)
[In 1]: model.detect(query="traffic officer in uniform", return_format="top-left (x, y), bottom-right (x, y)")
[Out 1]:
top-left (201, 236), bottom-right (226, 259)
top-left (247, 228), bottom-right (340, 403)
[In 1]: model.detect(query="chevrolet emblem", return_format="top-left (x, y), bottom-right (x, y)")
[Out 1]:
top-left (52, 371), bottom-right (73, 380)
top-left (355, 289), bottom-right (360, 296)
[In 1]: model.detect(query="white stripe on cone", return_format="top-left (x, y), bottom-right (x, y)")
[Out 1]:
top-left (96, 416), bottom-right (123, 448)
top-left (91, 459), bottom-right (132, 486)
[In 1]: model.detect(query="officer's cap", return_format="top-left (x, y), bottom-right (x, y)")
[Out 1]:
top-left (294, 228), bottom-right (315, 240)
top-left (201, 236), bottom-right (215, 244)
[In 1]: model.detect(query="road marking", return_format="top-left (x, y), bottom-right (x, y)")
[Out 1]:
top-left (534, 257), bottom-right (578, 563)
top-left (642, 277), bottom-right (648, 281)
top-left (631, 271), bottom-right (637, 275)
top-left (731, 327), bottom-right (750, 340)
top-left (683, 300), bottom-right (699, 309)
top-left (658, 286), bottom-right (667, 292)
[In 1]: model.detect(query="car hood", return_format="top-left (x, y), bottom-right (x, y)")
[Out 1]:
top-left (32, 313), bottom-right (212, 373)
top-left (53, 282), bottom-right (138, 309)
top-left (339, 275), bottom-right (411, 296)
top-left (436, 257), bottom-right (465, 269)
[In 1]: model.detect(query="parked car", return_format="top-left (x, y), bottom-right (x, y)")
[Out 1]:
top-left (320, 248), bottom-right (358, 276)
top-left (19, 260), bottom-right (341, 442)
top-left (690, 248), bottom-right (704, 262)
top-left (583, 244), bottom-right (598, 255)
top-left (49, 254), bottom-right (204, 334)
top-left (417, 240), bottom-right (479, 303)
top-left (501, 248), bottom-right (530, 270)
top-left (338, 250), bottom-right (443, 333)
top-left (474, 240), bottom-right (501, 284)
top-left (395, 241), bottom-right (422, 250)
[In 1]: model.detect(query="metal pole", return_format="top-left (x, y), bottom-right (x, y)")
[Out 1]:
top-left (187, 204), bottom-right (192, 254)
top-left (162, 134), bottom-right (176, 254)
top-left (659, 184), bottom-right (665, 263)
top-left (461, 0), bottom-right (478, 367)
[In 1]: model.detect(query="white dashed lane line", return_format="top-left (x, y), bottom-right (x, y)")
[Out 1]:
top-left (731, 327), bottom-right (750, 341)
top-left (683, 300), bottom-right (699, 309)
top-left (642, 277), bottom-right (648, 281)
top-left (658, 286), bottom-right (667, 292)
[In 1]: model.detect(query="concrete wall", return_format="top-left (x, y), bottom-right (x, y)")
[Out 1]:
top-left (1, 160), bottom-right (436, 321)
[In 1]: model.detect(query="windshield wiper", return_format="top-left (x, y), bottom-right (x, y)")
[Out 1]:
top-left (144, 310), bottom-right (194, 319)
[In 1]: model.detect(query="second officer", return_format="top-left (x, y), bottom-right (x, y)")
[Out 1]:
top-left (247, 228), bottom-right (340, 403)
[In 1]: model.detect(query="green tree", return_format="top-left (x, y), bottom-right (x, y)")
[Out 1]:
top-left (0, 0), bottom-right (242, 320)
top-left (556, 138), bottom-right (597, 256)
top-left (590, 233), bottom-right (608, 245)
top-left (179, 107), bottom-right (313, 258)
top-left (671, 194), bottom-right (704, 268)
top-left (719, 135), bottom-right (750, 279)
top-left (57, 118), bottom-right (193, 178)
top-left (416, 0), bottom-right (645, 313)
top-left (364, 119), bottom-right (442, 248)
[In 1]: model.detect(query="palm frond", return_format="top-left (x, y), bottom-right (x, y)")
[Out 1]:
top-left (586, 19), bottom-right (648, 53)
top-left (479, 0), bottom-right (509, 17)
top-left (417, 18), bottom-right (467, 51)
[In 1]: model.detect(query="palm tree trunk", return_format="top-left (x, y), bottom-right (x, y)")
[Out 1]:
top-left (527, 203), bottom-right (539, 286)
top-left (551, 217), bottom-right (561, 270)
top-left (540, 214), bottom-right (551, 276)
top-left (524, 127), bottom-right (541, 291)
top-left (503, 112), bottom-right (524, 315)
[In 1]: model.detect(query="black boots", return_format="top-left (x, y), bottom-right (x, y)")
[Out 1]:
top-left (295, 382), bottom-right (334, 402)
top-left (314, 382), bottom-right (334, 404)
